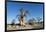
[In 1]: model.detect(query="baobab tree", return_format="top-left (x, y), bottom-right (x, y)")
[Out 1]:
top-left (17, 8), bottom-right (29, 26)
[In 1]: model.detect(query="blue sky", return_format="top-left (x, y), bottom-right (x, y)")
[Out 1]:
top-left (7, 2), bottom-right (43, 24)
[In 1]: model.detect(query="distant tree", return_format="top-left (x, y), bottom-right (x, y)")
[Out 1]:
top-left (28, 18), bottom-right (36, 25)
top-left (28, 19), bottom-right (33, 25)
top-left (11, 19), bottom-right (15, 27)
top-left (36, 17), bottom-right (42, 23)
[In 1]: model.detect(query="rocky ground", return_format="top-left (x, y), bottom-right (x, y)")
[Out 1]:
top-left (7, 23), bottom-right (43, 32)
top-left (7, 23), bottom-right (43, 31)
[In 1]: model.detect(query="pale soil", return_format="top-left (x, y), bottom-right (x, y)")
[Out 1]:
top-left (7, 23), bottom-right (43, 30)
